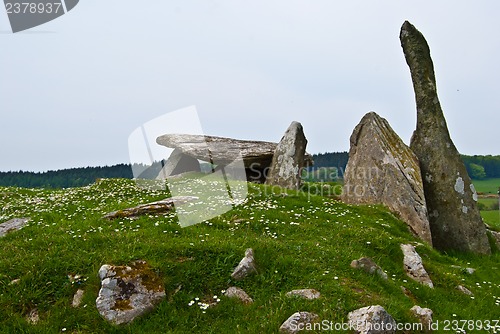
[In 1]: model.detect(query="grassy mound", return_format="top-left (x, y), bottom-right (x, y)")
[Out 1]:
top-left (0, 179), bottom-right (498, 333)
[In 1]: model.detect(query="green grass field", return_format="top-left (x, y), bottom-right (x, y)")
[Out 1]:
top-left (472, 178), bottom-right (500, 194)
top-left (0, 179), bottom-right (499, 333)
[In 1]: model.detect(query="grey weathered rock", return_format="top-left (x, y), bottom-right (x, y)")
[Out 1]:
top-left (156, 148), bottom-right (201, 179)
top-left (231, 248), bottom-right (257, 280)
top-left (347, 305), bottom-right (396, 334)
top-left (96, 260), bottom-right (166, 325)
top-left (350, 257), bottom-right (388, 280)
top-left (72, 289), bottom-right (85, 308)
top-left (279, 312), bottom-right (319, 333)
top-left (0, 218), bottom-right (30, 237)
top-left (401, 244), bottom-right (433, 288)
top-left (342, 112), bottom-right (432, 244)
top-left (456, 285), bottom-right (473, 296)
top-left (285, 289), bottom-right (320, 300)
top-left (410, 305), bottom-right (433, 333)
top-left (156, 133), bottom-right (313, 183)
top-left (223, 287), bottom-right (253, 304)
top-left (103, 196), bottom-right (197, 220)
top-left (26, 308), bottom-right (39, 325)
top-left (400, 20), bottom-right (490, 254)
top-left (265, 121), bottom-right (308, 190)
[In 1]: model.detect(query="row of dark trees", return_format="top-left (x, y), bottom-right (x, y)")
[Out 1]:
top-left (0, 153), bottom-right (499, 189)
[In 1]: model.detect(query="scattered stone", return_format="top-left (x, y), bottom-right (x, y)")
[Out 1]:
top-left (285, 289), bottom-right (320, 300)
top-left (400, 20), bottom-right (490, 254)
top-left (72, 289), bottom-right (85, 308)
top-left (456, 285), bottom-right (473, 296)
top-left (350, 257), bottom-right (388, 280)
top-left (465, 268), bottom-right (475, 275)
top-left (410, 305), bottom-right (433, 333)
top-left (0, 218), bottom-right (30, 237)
top-left (26, 308), bottom-right (39, 325)
top-left (400, 244), bottom-right (433, 288)
top-left (9, 278), bottom-right (20, 285)
top-left (279, 311), bottom-right (320, 333)
top-left (156, 133), bottom-right (313, 183)
top-left (156, 148), bottom-right (201, 179)
top-left (231, 248), bottom-right (257, 280)
top-left (96, 260), bottom-right (166, 325)
top-left (103, 196), bottom-right (197, 220)
top-left (223, 287), bottom-right (253, 304)
top-left (265, 121), bottom-right (308, 190)
top-left (342, 112), bottom-right (432, 244)
top-left (400, 286), bottom-right (415, 299)
top-left (347, 305), bottom-right (396, 334)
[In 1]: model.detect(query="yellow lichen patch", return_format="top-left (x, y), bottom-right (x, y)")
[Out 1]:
top-left (112, 298), bottom-right (133, 311)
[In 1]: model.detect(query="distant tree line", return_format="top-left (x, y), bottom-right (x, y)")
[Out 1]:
top-left (1, 153), bottom-right (499, 189)
top-left (0, 164), bottom-right (133, 188)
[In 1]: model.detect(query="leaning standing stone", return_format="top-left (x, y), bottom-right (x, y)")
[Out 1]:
top-left (231, 248), bottom-right (258, 280)
top-left (400, 20), bottom-right (490, 254)
top-left (266, 121), bottom-right (308, 190)
top-left (342, 112), bottom-right (432, 244)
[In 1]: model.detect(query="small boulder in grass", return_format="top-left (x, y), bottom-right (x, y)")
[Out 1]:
top-left (348, 305), bottom-right (396, 334)
top-left (223, 287), bottom-right (253, 304)
top-left (279, 312), bottom-right (320, 333)
top-left (231, 248), bottom-right (257, 280)
top-left (410, 305), bottom-right (433, 333)
top-left (350, 257), bottom-right (388, 280)
top-left (285, 289), bottom-right (320, 300)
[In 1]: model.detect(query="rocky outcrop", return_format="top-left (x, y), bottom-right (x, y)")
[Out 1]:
top-left (400, 244), bottom-right (433, 288)
top-left (400, 20), bottom-right (490, 254)
top-left (231, 248), bottom-right (257, 280)
top-left (156, 148), bottom-right (201, 179)
top-left (156, 133), bottom-right (313, 183)
top-left (96, 261), bottom-right (166, 325)
top-left (342, 112), bottom-right (432, 244)
top-left (350, 257), bottom-right (388, 280)
top-left (103, 196), bottom-right (197, 220)
top-left (265, 121), bottom-right (308, 190)
top-left (223, 287), bottom-right (253, 304)
top-left (285, 289), bottom-right (320, 300)
top-left (279, 312), bottom-right (319, 333)
top-left (347, 305), bottom-right (396, 334)
top-left (0, 218), bottom-right (30, 237)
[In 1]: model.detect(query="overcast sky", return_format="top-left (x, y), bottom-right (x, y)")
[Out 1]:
top-left (1, 1), bottom-right (499, 172)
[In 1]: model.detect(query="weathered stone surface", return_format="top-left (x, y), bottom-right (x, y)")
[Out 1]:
top-left (96, 260), bottom-right (166, 325)
top-left (456, 285), bottom-right (473, 296)
top-left (265, 121), bottom-right (308, 190)
top-left (279, 312), bottom-right (319, 333)
top-left (156, 148), bottom-right (201, 180)
top-left (223, 287), bottom-right (253, 304)
top-left (410, 305), bottom-right (433, 333)
top-left (400, 244), bottom-right (433, 288)
top-left (72, 289), bottom-right (85, 308)
top-left (342, 112), bottom-right (432, 244)
top-left (350, 257), bottom-right (388, 280)
top-left (400, 20), bottom-right (490, 254)
top-left (347, 305), bottom-right (396, 334)
top-left (156, 133), bottom-right (313, 183)
top-left (231, 248), bottom-right (257, 280)
top-left (103, 196), bottom-right (197, 220)
top-left (0, 218), bottom-right (30, 237)
top-left (285, 289), bottom-right (320, 300)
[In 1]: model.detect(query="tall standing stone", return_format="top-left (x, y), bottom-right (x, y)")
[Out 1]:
top-left (342, 112), bottom-right (432, 244)
top-left (265, 121), bottom-right (308, 190)
top-left (400, 21), bottom-right (490, 254)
